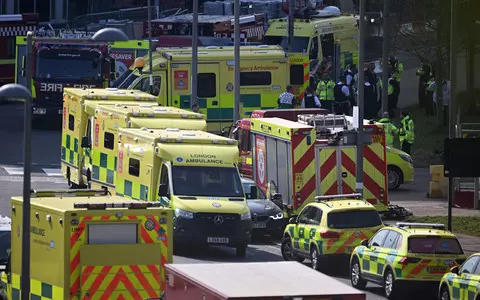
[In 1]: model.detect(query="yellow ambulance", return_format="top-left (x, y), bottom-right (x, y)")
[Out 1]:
top-left (116, 128), bottom-right (252, 257)
top-left (264, 11), bottom-right (358, 101)
top-left (61, 88), bottom-right (158, 188)
top-left (1, 189), bottom-right (173, 299)
top-left (86, 103), bottom-right (207, 192)
top-left (116, 46), bottom-right (289, 132)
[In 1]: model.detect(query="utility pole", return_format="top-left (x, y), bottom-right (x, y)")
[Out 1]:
top-left (355, 0), bottom-right (366, 195)
top-left (191, 0), bottom-right (199, 108)
top-left (381, 0), bottom-right (389, 113)
top-left (447, 0), bottom-right (458, 231)
top-left (233, 0), bottom-right (240, 122)
top-left (288, 0), bottom-right (295, 51)
top-left (147, 0), bottom-right (154, 93)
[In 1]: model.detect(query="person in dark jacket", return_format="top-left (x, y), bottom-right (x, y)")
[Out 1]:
top-left (334, 75), bottom-right (351, 115)
top-left (363, 74), bottom-right (378, 119)
top-left (301, 86), bottom-right (321, 108)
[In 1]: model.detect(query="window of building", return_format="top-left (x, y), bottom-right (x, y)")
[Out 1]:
top-left (68, 114), bottom-right (74, 131)
top-left (240, 72), bottom-right (271, 86)
top-left (129, 158), bottom-right (140, 177)
top-left (104, 132), bottom-right (114, 150)
top-left (197, 73), bottom-right (216, 98)
top-left (290, 65), bottom-right (304, 86)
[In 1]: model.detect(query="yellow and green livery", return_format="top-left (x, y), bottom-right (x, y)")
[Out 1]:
top-left (439, 252), bottom-right (480, 300)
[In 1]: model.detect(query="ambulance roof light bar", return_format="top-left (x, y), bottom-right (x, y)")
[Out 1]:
top-left (315, 193), bottom-right (363, 202)
top-left (74, 202), bottom-right (162, 210)
top-left (31, 188), bottom-right (109, 198)
top-left (396, 222), bottom-right (446, 230)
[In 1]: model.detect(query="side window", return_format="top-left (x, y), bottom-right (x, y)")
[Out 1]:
top-left (460, 256), bottom-right (480, 274)
top-left (103, 132), bottom-right (114, 150)
top-left (383, 231), bottom-right (400, 249)
top-left (198, 73), bottom-right (216, 98)
top-left (312, 208), bottom-right (323, 225)
top-left (290, 65), bottom-right (304, 86)
top-left (151, 76), bottom-right (161, 96)
top-left (474, 257), bottom-right (480, 275)
top-left (369, 229), bottom-right (389, 247)
top-left (68, 114), bottom-right (75, 131)
top-left (309, 36), bottom-right (319, 60)
top-left (238, 128), bottom-right (250, 152)
top-left (240, 72), bottom-right (272, 86)
top-left (128, 158), bottom-right (140, 177)
top-left (297, 207), bottom-right (313, 224)
top-left (320, 33), bottom-right (334, 59)
top-left (394, 234), bottom-right (403, 250)
top-left (160, 164), bottom-right (169, 186)
top-left (134, 76), bottom-right (161, 96)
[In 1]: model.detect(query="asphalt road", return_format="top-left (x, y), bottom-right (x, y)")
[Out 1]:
top-left (0, 100), bottom-right (438, 300)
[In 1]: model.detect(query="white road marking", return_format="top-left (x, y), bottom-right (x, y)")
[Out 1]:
top-left (3, 167), bottom-right (24, 175)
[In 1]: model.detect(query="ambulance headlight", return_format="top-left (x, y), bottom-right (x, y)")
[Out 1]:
top-left (400, 154), bottom-right (413, 165)
top-left (174, 208), bottom-right (194, 219)
top-left (240, 211), bottom-right (251, 220)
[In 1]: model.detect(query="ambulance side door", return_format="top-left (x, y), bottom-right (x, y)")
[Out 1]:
top-left (197, 63), bottom-right (221, 127)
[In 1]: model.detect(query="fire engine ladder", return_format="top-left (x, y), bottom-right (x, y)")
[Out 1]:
top-left (454, 122), bottom-right (480, 210)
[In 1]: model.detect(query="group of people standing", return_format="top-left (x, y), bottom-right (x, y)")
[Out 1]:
top-left (417, 64), bottom-right (450, 124)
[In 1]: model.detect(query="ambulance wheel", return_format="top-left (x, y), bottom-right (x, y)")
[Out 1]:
top-left (439, 285), bottom-right (450, 300)
top-left (235, 244), bottom-right (247, 257)
top-left (310, 247), bottom-right (322, 271)
top-left (384, 269), bottom-right (398, 299)
top-left (387, 166), bottom-right (402, 190)
top-left (350, 257), bottom-right (367, 290)
top-left (281, 237), bottom-right (304, 263)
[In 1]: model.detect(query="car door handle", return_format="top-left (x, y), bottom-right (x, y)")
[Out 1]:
top-left (212, 100), bottom-right (218, 106)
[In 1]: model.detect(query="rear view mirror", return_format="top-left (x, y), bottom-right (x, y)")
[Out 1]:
top-left (249, 185), bottom-right (258, 199)
top-left (158, 184), bottom-right (169, 197)
top-left (450, 266), bottom-right (459, 274)
top-left (81, 136), bottom-right (91, 148)
top-left (360, 239), bottom-right (369, 247)
top-left (288, 216), bottom-right (298, 224)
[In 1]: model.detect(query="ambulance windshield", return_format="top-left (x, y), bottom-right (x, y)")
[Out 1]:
top-left (263, 36), bottom-right (310, 53)
top-left (36, 49), bottom-right (103, 80)
top-left (172, 166), bottom-right (244, 198)
top-left (114, 70), bottom-right (138, 88)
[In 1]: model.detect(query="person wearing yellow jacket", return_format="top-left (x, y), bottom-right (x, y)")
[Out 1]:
top-left (378, 112), bottom-right (398, 147)
top-left (316, 73), bottom-right (335, 112)
top-left (379, 77), bottom-right (396, 117)
top-left (399, 110), bottom-right (415, 155)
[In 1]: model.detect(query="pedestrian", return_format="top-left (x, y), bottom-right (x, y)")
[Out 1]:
top-left (191, 103), bottom-right (200, 113)
top-left (379, 76), bottom-right (395, 117)
top-left (378, 112), bottom-right (398, 147)
top-left (399, 110), bottom-right (415, 155)
top-left (344, 64), bottom-right (356, 107)
top-left (416, 63), bottom-right (432, 111)
top-left (425, 75), bottom-right (435, 116)
top-left (316, 73), bottom-right (335, 112)
top-left (278, 85), bottom-right (295, 109)
top-left (388, 55), bottom-right (403, 97)
top-left (301, 86), bottom-right (321, 108)
top-left (365, 62), bottom-right (379, 103)
top-left (333, 75), bottom-right (351, 115)
top-left (431, 79), bottom-right (451, 126)
top-left (363, 73), bottom-right (377, 119)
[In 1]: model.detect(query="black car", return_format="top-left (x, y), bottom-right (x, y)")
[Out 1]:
top-left (242, 178), bottom-right (285, 239)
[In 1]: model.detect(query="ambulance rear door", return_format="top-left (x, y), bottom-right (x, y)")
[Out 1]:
top-left (315, 144), bottom-right (356, 195)
top-left (252, 133), bottom-right (293, 207)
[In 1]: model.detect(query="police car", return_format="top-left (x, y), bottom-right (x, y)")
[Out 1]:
top-left (350, 222), bottom-right (466, 299)
top-left (438, 252), bottom-right (480, 300)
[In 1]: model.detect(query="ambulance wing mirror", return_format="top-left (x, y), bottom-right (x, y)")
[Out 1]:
top-left (288, 215), bottom-right (298, 224)
top-left (450, 266), bottom-right (459, 274)
top-left (158, 183), bottom-right (169, 197)
top-left (81, 136), bottom-right (91, 149)
top-left (360, 239), bottom-right (369, 247)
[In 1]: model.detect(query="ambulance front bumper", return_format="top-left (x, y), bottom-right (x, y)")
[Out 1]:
top-left (173, 214), bottom-right (252, 247)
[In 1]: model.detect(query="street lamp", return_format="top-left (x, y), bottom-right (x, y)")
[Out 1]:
top-left (91, 27), bottom-right (129, 42)
top-left (0, 83), bottom-right (32, 300)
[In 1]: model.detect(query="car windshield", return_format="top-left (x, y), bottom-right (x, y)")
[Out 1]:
top-left (36, 52), bottom-right (103, 80)
top-left (0, 231), bottom-right (11, 264)
top-left (172, 166), bottom-right (244, 198)
top-left (263, 35), bottom-right (310, 53)
top-left (408, 237), bottom-right (463, 254)
top-left (111, 69), bottom-right (133, 88)
top-left (114, 70), bottom-right (139, 89)
top-left (327, 209), bottom-right (383, 229)
top-left (242, 182), bottom-right (267, 200)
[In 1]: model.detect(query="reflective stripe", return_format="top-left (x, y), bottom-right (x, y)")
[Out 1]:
top-left (10, 274), bottom-right (64, 299)
top-left (316, 80), bottom-right (335, 101)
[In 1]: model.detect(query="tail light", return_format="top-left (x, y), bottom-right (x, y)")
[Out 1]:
top-left (399, 257), bottom-right (422, 265)
top-left (296, 192), bottom-right (301, 202)
top-left (320, 230), bottom-right (340, 239)
top-left (455, 258), bottom-right (466, 265)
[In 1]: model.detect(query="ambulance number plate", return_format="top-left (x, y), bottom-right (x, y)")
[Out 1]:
top-left (58, 109), bottom-right (63, 115)
top-left (207, 237), bottom-right (229, 244)
top-left (427, 266), bottom-right (447, 273)
top-left (252, 222), bottom-right (267, 229)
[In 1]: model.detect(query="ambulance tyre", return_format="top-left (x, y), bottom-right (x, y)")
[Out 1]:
top-left (236, 244), bottom-right (247, 257)
top-left (383, 269), bottom-right (398, 299)
top-left (281, 237), bottom-right (304, 263)
top-left (310, 247), bottom-right (322, 271)
top-left (350, 257), bottom-right (367, 290)
top-left (387, 166), bottom-right (402, 190)
top-left (439, 284), bottom-right (450, 300)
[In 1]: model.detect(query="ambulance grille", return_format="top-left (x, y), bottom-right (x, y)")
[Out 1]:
top-left (253, 215), bottom-right (269, 222)
top-left (196, 213), bottom-right (240, 235)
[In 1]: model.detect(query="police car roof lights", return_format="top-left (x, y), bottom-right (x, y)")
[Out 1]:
top-left (396, 222), bottom-right (446, 230)
top-left (31, 188), bottom-right (109, 198)
top-left (74, 202), bottom-right (162, 210)
top-left (315, 193), bottom-right (363, 201)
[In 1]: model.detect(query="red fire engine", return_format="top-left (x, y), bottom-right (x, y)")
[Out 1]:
top-left (0, 13), bottom-right (38, 87)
